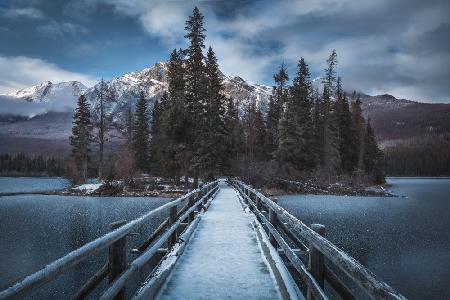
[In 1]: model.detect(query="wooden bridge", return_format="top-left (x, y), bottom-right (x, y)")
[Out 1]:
top-left (0, 179), bottom-right (406, 300)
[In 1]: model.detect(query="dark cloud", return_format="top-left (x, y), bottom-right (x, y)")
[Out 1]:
top-left (0, 0), bottom-right (449, 102)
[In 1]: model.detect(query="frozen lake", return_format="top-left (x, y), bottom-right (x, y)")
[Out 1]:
top-left (0, 178), bottom-right (168, 299)
top-left (278, 178), bottom-right (450, 300)
top-left (0, 177), bottom-right (69, 194)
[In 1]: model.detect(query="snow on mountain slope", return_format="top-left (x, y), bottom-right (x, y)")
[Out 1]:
top-left (1, 62), bottom-right (272, 117)
top-left (6, 81), bottom-right (87, 103)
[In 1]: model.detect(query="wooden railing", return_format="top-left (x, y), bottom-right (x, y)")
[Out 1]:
top-left (0, 180), bottom-right (219, 300)
top-left (233, 180), bottom-right (407, 300)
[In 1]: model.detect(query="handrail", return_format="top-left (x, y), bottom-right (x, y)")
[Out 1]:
top-left (99, 186), bottom-right (219, 299)
top-left (233, 180), bottom-right (406, 300)
top-left (0, 181), bottom-right (218, 300)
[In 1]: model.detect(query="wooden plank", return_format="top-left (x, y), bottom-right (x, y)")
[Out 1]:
top-left (324, 265), bottom-right (357, 300)
top-left (109, 221), bottom-right (127, 300)
top-left (71, 263), bottom-right (109, 300)
top-left (307, 224), bottom-right (325, 300)
top-left (168, 206), bottom-right (178, 248)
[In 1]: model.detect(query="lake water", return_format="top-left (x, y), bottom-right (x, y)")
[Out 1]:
top-left (278, 178), bottom-right (450, 299)
top-left (0, 177), bottom-right (69, 194)
top-left (0, 179), bottom-right (168, 299)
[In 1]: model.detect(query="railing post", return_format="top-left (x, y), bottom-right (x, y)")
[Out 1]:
top-left (168, 206), bottom-right (178, 248)
top-left (268, 198), bottom-right (278, 247)
top-left (109, 220), bottom-right (127, 300)
top-left (307, 223), bottom-right (326, 300)
top-left (188, 193), bottom-right (195, 222)
top-left (256, 194), bottom-right (261, 211)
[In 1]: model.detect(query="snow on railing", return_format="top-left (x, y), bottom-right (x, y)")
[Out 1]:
top-left (233, 180), bottom-right (407, 300)
top-left (0, 180), bottom-right (219, 300)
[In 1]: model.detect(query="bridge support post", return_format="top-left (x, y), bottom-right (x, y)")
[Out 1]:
top-left (268, 198), bottom-right (278, 247)
top-left (109, 220), bottom-right (127, 300)
top-left (168, 206), bottom-right (178, 248)
top-left (307, 223), bottom-right (326, 300)
top-left (188, 194), bottom-right (195, 222)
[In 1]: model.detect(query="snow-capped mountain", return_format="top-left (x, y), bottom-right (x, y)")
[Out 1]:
top-left (7, 81), bottom-right (88, 103)
top-left (82, 62), bottom-right (273, 119)
top-left (2, 62), bottom-right (273, 118)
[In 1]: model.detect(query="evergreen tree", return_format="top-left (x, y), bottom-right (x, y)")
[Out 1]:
top-left (277, 58), bottom-right (316, 174)
top-left (320, 85), bottom-right (340, 174)
top-left (224, 97), bottom-right (244, 175)
top-left (335, 78), bottom-right (358, 174)
top-left (266, 64), bottom-right (289, 159)
top-left (351, 93), bottom-right (366, 171)
top-left (364, 117), bottom-right (384, 182)
top-left (184, 6), bottom-right (207, 185)
top-left (318, 50), bottom-right (341, 175)
top-left (133, 91), bottom-right (150, 171)
top-left (244, 102), bottom-right (266, 163)
top-left (70, 95), bottom-right (93, 182)
top-left (149, 97), bottom-right (163, 174)
top-left (162, 49), bottom-right (188, 180)
top-left (323, 49), bottom-right (338, 92)
top-left (199, 46), bottom-right (227, 178)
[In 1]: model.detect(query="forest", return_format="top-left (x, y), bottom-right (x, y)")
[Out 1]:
top-left (67, 7), bottom-right (383, 187)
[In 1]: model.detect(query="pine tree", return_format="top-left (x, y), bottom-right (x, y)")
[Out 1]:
top-left (335, 78), bottom-right (358, 174)
top-left (133, 91), bottom-right (150, 172)
top-left (320, 85), bottom-right (340, 174)
top-left (266, 64), bottom-right (289, 159)
top-left (351, 93), bottom-right (366, 171)
top-left (198, 46), bottom-right (227, 178)
top-left (277, 58), bottom-right (317, 175)
top-left (318, 50), bottom-right (341, 175)
top-left (244, 102), bottom-right (266, 163)
top-left (364, 117), bottom-right (384, 182)
top-left (162, 49), bottom-right (188, 180)
top-left (224, 97), bottom-right (244, 175)
top-left (184, 6), bottom-right (207, 185)
top-left (323, 49), bottom-right (338, 92)
top-left (70, 95), bottom-right (93, 182)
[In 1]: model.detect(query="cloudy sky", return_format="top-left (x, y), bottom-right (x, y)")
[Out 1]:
top-left (0, 0), bottom-right (449, 102)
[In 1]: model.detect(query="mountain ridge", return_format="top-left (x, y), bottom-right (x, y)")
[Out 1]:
top-left (1, 62), bottom-right (449, 155)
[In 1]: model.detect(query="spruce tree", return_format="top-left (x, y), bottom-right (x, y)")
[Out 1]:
top-left (70, 95), bottom-right (93, 182)
top-left (351, 93), bottom-right (366, 171)
top-left (133, 91), bottom-right (150, 172)
top-left (163, 49), bottom-right (188, 180)
top-left (277, 58), bottom-right (316, 174)
top-left (319, 50), bottom-right (341, 175)
top-left (364, 117), bottom-right (384, 182)
top-left (184, 6), bottom-right (207, 185)
top-left (335, 78), bottom-right (358, 174)
top-left (224, 97), bottom-right (244, 175)
top-left (320, 85), bottom-right (340, 174)
top-left (199, 46), bottom-right (227, 178)
top-left (266, 64), bottom-right (289, 159)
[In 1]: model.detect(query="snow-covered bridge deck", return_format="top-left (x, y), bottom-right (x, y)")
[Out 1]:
top-left (157, 182), bottom-right (281, 299)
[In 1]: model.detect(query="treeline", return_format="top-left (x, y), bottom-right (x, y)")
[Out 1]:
top-left (384, 134), bottom-right (450, 176)
top-left (148, 7), bottom-right (384, 184)
top-left (0, 153), bottom-right (64, 177)
top-left (67, 7), bottom-right (383, 185)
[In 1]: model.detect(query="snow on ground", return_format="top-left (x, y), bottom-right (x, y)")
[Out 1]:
top-left (73, 183), bottom-right (102, 193)
top-left (157, 182), bottom-right (281, 300)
